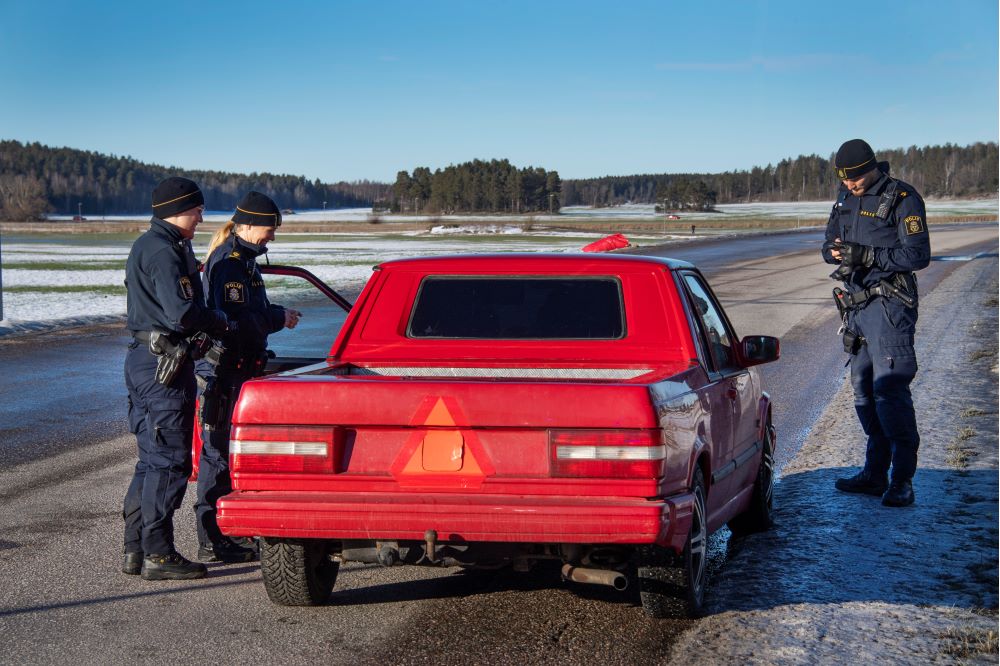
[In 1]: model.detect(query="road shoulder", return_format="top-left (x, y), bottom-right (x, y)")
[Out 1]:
top-left (668, 254), bottom-right (999, 664)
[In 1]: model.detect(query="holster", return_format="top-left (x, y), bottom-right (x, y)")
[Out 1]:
top-left (842, 327), bottom-right (866, 355)
top-left (148, 332), bottom-right (188, 386)
top-left (198, 376), bottom-right (225, 431)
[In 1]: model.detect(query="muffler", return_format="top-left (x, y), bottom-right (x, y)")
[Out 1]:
top-left (561, 564), bottom-right (628, 591)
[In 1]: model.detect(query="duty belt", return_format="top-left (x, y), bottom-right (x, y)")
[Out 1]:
top-left (835, 278), bottom-right (916, 310)
top-left (132, 330), bottom-right (180, 344)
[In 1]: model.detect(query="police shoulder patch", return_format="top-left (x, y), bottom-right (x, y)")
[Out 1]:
top-left (224, 281), bottom-right (245, 303)
top-left (178, 276), bottom-right (194, 300)
top-left (904, 215), bottom-right (925, 235)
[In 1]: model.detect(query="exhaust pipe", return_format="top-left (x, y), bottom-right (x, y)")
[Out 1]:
top-left (561, 564), bottom-right (628, 591)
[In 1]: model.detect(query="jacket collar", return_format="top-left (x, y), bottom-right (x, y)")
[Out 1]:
top-left (864, 170), bottom-right (892, 197)
top-left (149, 216), bottom-right (187, 243)
top-left (225, 232), bottom-right (268, 260)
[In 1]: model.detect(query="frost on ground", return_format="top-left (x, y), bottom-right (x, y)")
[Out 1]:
top-left (669, 255), bottom-right (999, 665)
top-left (0, 232), bottom-right (602, 332)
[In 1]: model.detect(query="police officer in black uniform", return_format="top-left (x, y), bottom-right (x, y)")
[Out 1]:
top-left (123, 177), bottom-right (231, 579)
top-left (194, 191), bottom-right (300, 562)
top-left (822, 139), bottom-right (930, 507)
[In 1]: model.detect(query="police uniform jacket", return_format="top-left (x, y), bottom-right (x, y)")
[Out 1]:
top-left (203, 233), bottom-right (286, 368)
top-left (125, 217), bottom-right (227, 336)
top-left (822, 165), bottom-right (931, 295)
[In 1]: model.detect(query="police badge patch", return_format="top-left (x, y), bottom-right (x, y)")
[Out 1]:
top-left (224, 281), bottom-right (245, 303)
top-left (904, 215), bottom-right (925, 235)
top-left (178, 276), bottom-right (194, 300)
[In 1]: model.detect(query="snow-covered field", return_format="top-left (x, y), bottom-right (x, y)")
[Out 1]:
top-left (4, 198), bottom-right (994, 331)
top-left (46, 198), bottom-right (998, 223)
top-left (0, 228), bottom-right (686, 329)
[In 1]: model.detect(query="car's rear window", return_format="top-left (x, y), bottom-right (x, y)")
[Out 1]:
top-left (407, 276), bottom-right (625, 339)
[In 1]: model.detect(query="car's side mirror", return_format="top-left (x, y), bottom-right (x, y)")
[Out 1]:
top-left (739, 335), bottom-right (780, 366)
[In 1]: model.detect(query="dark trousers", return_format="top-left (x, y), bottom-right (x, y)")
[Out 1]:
top-left (848, 297), bottom-right (920, 483)
top-left (122, 343), bottom-right (196, 556)
top-left (194, 370), bottom-right (248, 548)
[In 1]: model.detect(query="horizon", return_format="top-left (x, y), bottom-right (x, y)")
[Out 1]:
top-left (2, 1), bottom-right (997, 182)
top-left (7, 136), bottom-right (996, 186)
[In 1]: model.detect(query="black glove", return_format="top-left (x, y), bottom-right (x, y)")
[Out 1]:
top-left (207, 309), bottom-right (235, 335)
top-left (839, 242), bottom-right (874, 269)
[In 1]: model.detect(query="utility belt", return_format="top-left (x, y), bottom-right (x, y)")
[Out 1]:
top-left (833, 276), bottom-right (916, 311)
top-left (134, 330), bottom-right (225, 386)
top-left (831, 273), bottom-right (917, 356)
top-left (217, 350), bottom-right (270, 376)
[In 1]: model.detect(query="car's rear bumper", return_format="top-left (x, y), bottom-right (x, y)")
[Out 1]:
top-left (218, 491), bottom-right (694, 550)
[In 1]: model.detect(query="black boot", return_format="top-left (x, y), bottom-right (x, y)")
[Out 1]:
top-left (198, 539), bottom-right (257, 564)
top-left (141, 552), bottom-right (208, 580)
top-left (882, 480), bottom-right (915, 507)
top-left (834, 469), bottom-right (888, 496)
top-left (122, 550), bottom-right (144, 576)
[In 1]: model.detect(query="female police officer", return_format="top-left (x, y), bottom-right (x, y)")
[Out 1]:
top-left (194, 191), bottom-right (301, 563)
top-left (123, 177), bottom-right (231, 580)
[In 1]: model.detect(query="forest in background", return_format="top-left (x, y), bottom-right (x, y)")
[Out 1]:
top-left (0, 139), bottom-right (996, 221)
top-left (562, 142), bottom-right (998, 209)
top-left (0, 140), bottom-right (389, 220)
top-left (386, 159), bottom-right (561, 214)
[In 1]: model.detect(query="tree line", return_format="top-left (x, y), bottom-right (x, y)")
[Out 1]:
top-left (2, 139), bottom-right (995, 221)
top-left (386, 159), bottom-right (561, 214)
top-left (0, 140), bottom-right (390, 221)
top-left (562, 142), bottom-right (999, 208)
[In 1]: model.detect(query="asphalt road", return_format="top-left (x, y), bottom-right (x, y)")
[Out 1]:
top-left (0, 224), bottom-right (995, 665)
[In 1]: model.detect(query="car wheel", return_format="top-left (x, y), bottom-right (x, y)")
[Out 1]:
top-left (728, 423), bottom-right (775, 536)
top-left (636, 467), bottom-right (708, 618)
top-left (260, 537), bottom-right (339, 606)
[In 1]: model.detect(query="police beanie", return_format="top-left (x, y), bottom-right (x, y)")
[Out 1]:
top-left (834, 139), bottom-right (878, 179)
top-left (151, 177), bottom-right (204, 218)
top-left (232, 191), bottom-right (282, 227)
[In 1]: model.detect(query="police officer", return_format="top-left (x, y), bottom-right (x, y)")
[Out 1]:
top-left (822, 139), bottom-right (930, 507)
top-left (123, 177), bottom-right (231, 579)
top-left (194, 191), bottom-right (301, 562)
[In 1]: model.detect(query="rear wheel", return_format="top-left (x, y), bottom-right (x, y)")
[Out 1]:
top-left (729, 424), bottom-right (775, 536)
top-left (637, 467), bottom-right (708, 618)
top-left (260, 537), bottom-right (339, 606)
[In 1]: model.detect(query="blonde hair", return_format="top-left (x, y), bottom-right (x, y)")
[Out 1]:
top-left (206, 220), bottom-right (236, 260)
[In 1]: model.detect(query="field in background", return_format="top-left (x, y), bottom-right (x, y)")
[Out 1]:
top-left (4, 199), bottom-right (995, 234)
top-left (1, 198), bottom-right (996, 331)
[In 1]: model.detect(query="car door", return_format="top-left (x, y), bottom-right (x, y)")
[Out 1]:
top-left (678, 271), bottom-right (754, 511)
top-left (257, 264), bottom-right (353, 373)
top-left (190, 264), bottom-right (353, 480)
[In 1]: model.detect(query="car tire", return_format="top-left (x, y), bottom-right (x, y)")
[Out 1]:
top-left (728, 423), bottom-right (775, 536)
top-left (260, 537), bottom-right (339, 606)
top-left (636, 467), bottom-right (708, 618)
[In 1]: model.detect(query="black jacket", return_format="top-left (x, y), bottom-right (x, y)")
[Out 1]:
top-left (125, 218), bottom-right (228, 336)
top-left (202, 233), bottom-right (285, 367)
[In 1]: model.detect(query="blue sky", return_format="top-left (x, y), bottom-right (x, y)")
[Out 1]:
top-left (1, 0), bottom-right (996, 182)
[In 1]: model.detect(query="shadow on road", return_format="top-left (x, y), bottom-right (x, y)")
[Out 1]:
top-left (0, 576), bottom-right (258, 619)
top-left (332, 560), bottom-right (636, 608)
top-left (708, 466), bottom-right (998, 614)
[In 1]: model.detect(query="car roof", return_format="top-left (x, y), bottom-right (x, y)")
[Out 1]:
top-left (376, 253), bottom-right (695, 272)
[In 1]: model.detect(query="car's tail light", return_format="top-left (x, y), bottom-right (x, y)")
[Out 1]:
top-left (231, 425), bottom-right (340, 473)
top-left (550, 429), bottom-right (665, 478)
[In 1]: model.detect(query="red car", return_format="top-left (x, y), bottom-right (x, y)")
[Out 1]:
top-left (217, 254), bottom-right (779, 617)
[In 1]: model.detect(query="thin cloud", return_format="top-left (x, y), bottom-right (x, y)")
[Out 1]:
top-left (655, 54), bottom-right (842, 72)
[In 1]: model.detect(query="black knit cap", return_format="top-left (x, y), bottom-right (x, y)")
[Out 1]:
top-left (232, 191), bottom-right (282, 227)
top-left (834, 139), bottom-right (878, 179)
top-left (151, 176), bottom-right (204, 218)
